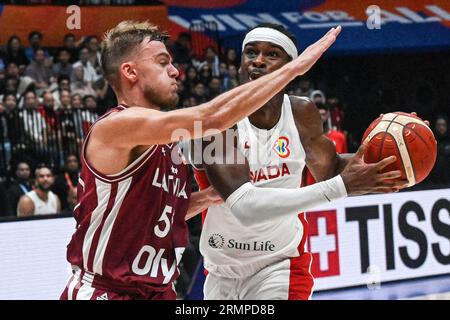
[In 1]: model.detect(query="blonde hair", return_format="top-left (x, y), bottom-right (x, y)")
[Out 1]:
top-left (101, 20), bottom-right (168, 89)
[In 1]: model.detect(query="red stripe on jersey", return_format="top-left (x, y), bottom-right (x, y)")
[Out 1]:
top-left (193, 168), bottom-right (211, 224)
top-left (86, 182), bottom-right (118, 271)
top-left (288, 253), bottom-right (313, 300)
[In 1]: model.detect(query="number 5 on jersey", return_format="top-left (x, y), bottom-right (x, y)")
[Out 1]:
top-left (154, 205), bottom-right (174, 238)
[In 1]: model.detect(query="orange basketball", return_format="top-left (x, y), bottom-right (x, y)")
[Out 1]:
top-left (362, 112), bottom-right (437, 187)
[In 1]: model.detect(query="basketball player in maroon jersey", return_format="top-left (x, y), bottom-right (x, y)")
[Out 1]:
top-left (60, 21), bottom-right (342, 300)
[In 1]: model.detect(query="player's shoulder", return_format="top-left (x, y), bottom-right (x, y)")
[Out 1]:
top-left (288, 95), bottom-right (321, 126)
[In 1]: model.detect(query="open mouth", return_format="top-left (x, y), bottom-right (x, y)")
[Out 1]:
top-left (249, 72), bottom-right (265, 81)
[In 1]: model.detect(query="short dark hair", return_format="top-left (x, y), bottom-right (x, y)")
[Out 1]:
top-left (35, 164), bottom-right (53, 176)
top-left (28, 31), bottom-right (43, 41)
top-left (64, 33), bottom-right (75, 41)
top-left (82, 95), bottom-right (96, 104)
top-left (2, 93), bottom-right (17, 103)
top-left (58, 74), bottom-right (71, 84)
top-left (15, 161), bottom-right (30, 171)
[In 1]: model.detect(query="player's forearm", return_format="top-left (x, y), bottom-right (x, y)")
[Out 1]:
top-left (199, 63), bottom-right (298, 132)
top-left (226, 175), bottom-right (347, 226)
top-left (185, 189), bottom-right (214, 221)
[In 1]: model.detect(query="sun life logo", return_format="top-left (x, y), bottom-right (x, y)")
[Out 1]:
top-left (273, 136), bottom-right (290, 158)
top-left (208, 233), bottom-right (225, 249)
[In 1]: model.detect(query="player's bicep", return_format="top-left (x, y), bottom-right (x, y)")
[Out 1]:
top-left (305, 134), bottom-right (339, 182)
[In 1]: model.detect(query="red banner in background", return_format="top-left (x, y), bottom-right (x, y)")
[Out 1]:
top-left (0, 5), bottom-right (169, 47)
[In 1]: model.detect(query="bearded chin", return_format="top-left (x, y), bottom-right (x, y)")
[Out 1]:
top-left (37, 184), bottom-right (51, 192)
top-left (144, 86), bottom-right (179, 111)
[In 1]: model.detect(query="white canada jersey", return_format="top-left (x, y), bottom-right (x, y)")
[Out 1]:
top-left (200, 95), bottom-right (308, 278)
top-left (21, 190), bottom-right (59, 215)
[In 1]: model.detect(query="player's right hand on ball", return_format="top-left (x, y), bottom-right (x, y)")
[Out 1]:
top-left (340, 143), bottom-right (409, 196)
top-left (292, 25), bottom-right (341, 76)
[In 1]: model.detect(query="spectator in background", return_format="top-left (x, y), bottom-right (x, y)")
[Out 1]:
top-left (305, 103), bottom-right (348, 186)
top-left (204, 46), bottom-right (220, 76)
top-left (93, 77), bottom-right (117, 115)
top-left (25, 48), bottom-right (53, 93)
top-left (59, 90), bottom-right (72, 110)
top-left (224, 48), bottom-right (239, 68)
top-left (7, 161), bottom-right (33, 216)
top-left (70, 65), bottom-right (96, 98)
top-left (327, 96), bottom-right (345, 131)
top-left (4, 62), bottom-right (34, 97)
top-left (53, 154), bottom-right (79, 212)
top-left (70, 93), bottom-right (83, 109)
top-left (25, 31), bottom-right (49, 62)
top-left (219, 62), bottom-right (228, 79)
top-left (85, 35), bottom-right (102, 75)
top-left (199, 65), bottom-right (212, 86)
top-left (208, 76), bottom-right (222, 99)
top-left (192, 82), bottom-right (208, 104)
top-left (172, 32), bottom-right (193, 65)
top-left (2, 93), bottom-right (18, 113)
top-left (22, 90), bottom-right (39, 109)
top-left (310, 89), bottom-right (329, 127)
top-left (426, 115), bottom-right (450, 188)
top-left (296, 77), bottom-right (314, 97)
top-left (82, 94), bottom-right (97, 112)
top-left (52, 49), bottom-right (73, 78)
top-left (195, 46), bottom-right (220, 77)
top-left (5, 36), bottom-right (29, 67)
top-left (72, 47), bottom-right (100, 83)
top-left (223, 64), bottom-right (239, 91)
top-left (184, 66), bottom-right (199, 92)
top-left (17, 165), bottom-right (61, 216)
top-left (40, 91), bottom-right (56, 111)
top-left (0, 77), bottom-right (18, 98)
top-left (52, 75), bottom-right (71, 109)
top-left (62, 33), bottom-right (83, 64)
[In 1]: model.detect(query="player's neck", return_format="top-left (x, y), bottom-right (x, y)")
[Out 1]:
top-left (248, 94), bottom-right (284, 130)
top-left (117, 89), bottom-right (160, 111)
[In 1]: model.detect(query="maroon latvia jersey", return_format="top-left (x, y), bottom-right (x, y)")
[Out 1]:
top-left (66, 105), bottom-right (191, 295)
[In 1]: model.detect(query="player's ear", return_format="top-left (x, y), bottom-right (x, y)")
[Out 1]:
top-left (121, 62), bottom-right (138, 83)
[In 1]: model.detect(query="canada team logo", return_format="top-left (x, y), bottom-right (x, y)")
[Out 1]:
top-left (208, 234), bottom-right (225, 249)
top-left (272, 136), bottom-right (290, 158)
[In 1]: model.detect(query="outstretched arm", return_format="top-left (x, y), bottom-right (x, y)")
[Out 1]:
top-left (95, 27), bottom-right (342, 148)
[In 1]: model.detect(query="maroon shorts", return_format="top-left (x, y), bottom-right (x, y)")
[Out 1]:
top-left (60, 272), bottom-right (176, 300)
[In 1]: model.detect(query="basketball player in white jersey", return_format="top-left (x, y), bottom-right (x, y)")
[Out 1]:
top-left (191, 24), bottom-right (410, 300)
top-left (17, 166), bottom-right (61, 216)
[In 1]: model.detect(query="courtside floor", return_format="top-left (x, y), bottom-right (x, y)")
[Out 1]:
top-left (312, 274), bottom-right (450, 300)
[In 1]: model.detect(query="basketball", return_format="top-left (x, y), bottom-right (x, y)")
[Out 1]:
top-left (362, 112), bottom-right (437, 187)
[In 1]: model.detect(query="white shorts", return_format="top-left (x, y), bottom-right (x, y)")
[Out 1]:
top-left (204, 253), bottom-right (314, 300)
